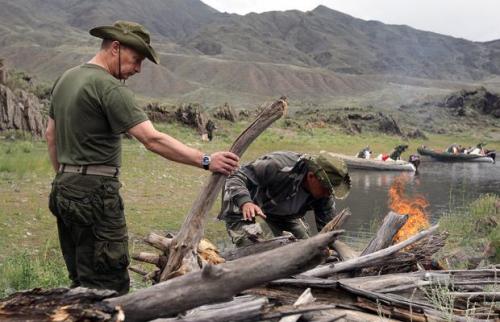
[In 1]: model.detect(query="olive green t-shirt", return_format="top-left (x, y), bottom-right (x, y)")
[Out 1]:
top-left (49, 64), bottom-right (148, 167)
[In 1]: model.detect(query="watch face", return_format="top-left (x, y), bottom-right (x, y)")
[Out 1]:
top-left (202, 155), bottom-right (210, 165)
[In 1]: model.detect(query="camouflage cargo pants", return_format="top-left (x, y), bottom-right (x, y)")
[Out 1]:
top-left (49, 173), bottom-right (130, 295)
top-left (225, 215), bottom-right (310, 247)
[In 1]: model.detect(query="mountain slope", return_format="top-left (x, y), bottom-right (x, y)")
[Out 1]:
top-left (0, 0), bottom-right (499, 106)
top-left (183, 5), bottom-right (498, 80)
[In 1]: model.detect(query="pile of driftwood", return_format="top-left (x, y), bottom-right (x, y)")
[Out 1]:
top-left (2, 211), bottom-right (498, 322)
top-left (1, 98), bottom-right (499, 321)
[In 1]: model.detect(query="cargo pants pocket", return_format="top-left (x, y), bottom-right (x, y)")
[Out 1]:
top-left (94, 240), bottom-right (130, 273)
top-left (50, 184), bottom-right (97, 226)
top-left (93, 180), bottom-right (129, 273)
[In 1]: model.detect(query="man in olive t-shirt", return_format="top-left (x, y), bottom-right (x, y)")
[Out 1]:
top-left (45, 21), bottom-right (239, 295)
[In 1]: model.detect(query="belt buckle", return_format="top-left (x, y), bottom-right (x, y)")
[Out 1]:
top-left (77, 165), bottom-right (88, 175)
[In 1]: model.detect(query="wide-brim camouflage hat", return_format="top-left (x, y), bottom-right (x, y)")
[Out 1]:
top-left (305, 152), bottom-right (351, 199)
top-left (89, 20), bottom-right (160, 64)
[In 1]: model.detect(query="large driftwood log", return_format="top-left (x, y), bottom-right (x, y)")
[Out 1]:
top-left (361, 211), bottom-right (408, 256)
top-left (152, 295), bottom-right (268, 322)
top-left (159, 98), bottom-right (288, 281)
top-left (106, 230), bottom-right (341, 322)
top-left (302, 225), bottom-right (439, 277)
top-left (0, 287), bottom-right (121, 321)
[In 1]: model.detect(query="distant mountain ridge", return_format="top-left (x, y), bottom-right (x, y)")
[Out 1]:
top-left (0, 0), bottom-right (499, 106)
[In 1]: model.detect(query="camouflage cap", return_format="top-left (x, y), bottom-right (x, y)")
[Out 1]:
top-left (305, 152), bottom-right (351, 199)
top-left (89, 21), bottom-right (160, 64)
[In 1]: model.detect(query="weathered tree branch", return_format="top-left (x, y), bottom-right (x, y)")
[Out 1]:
top-left (159, 98), bottom-right (288, 281)
top-left (361, 211), bottom-right (408, 256)
top-left (302, 225), bottom-right (439, 277)
top-left (318, 208), bottom-right (356, 261)
top-left (319, 208), bottom-right (351, 234)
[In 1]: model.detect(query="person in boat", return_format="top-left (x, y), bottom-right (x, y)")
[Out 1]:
top-left (446, 144), bottom-right (462, 154)
top-left (218, 151), bottom-right (351, 247)
top-left (469, 143), bottom-right (486, 155)
top-left (356, 146), bottom-right (372, 159)
top-left (389, 144), bottom-right (409, 161)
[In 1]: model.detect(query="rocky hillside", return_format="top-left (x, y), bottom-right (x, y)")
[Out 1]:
top-left (0, 0), bottom-right (499, 106)
top-left (0, 83), bottom-right (46, 137)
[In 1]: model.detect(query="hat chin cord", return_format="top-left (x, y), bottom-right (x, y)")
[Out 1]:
top-left (118, 45), bottom-right (125, 83)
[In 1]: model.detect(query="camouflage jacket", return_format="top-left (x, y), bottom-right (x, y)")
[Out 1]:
top-left (219, 151), bottom-right (335, 231)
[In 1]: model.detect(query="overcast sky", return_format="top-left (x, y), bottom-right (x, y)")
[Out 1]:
top-left (201, 0), bottom-right (500, 42)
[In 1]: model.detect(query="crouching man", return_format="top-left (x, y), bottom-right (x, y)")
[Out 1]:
top-left (219, 151), bottom-right (351, 247)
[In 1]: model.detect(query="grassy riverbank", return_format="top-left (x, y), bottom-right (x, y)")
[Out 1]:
top-left (0, 121), bottom-right (499, 296)
top-left (437, 194), bottom-right (499, 268)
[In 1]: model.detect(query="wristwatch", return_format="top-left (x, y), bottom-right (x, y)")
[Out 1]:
top-left (201, 154), bottom-right (211, 170)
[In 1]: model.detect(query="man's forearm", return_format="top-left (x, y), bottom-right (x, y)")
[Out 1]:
top-left (45, 117), bottom-right (59, 173)
top-left (128, 120), bottom-right (238, 176)
top-left (226, 171), bottom-right (254, 208)
top-left (48, 141), bottom-right (59, 172)
top-left (146, 132), bottom-right (204, 168)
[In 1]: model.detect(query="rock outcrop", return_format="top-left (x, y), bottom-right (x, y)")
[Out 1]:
top-left (143, 102), bottom-right (177, 123)
top-left (175, 103), bottom-right (209, 135)
top-left (440, 87), bottom-right (500, 118)
top-left (212, 103), bottom-right (237, 122)
top-left (0, 58), bottom-right (6, 85)
top-left (0, 84), bottom-right (46, 137)
top-left (377, 112), bottom-right (403, 136)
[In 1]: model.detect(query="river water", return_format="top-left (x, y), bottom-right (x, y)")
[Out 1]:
top-left (306, 160), bottom-right (500, 248)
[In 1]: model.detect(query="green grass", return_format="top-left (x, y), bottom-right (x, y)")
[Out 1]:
top-left (0, 120), bottom-right (499, 295)
top-left (0, 241), bottom-right (69, 298)
top-left (437, 194), bottom-right (500, 268)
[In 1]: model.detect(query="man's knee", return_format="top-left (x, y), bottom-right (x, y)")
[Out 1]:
top-left (287, 219), bottom-right (310, 239)
top-left (77, 240), bottom-right (130, 295)
top-left (226, 218), bottom-right (265, 247)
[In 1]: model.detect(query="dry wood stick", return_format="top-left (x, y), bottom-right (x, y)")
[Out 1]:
top-left (159, 98), bottom-right (288, 281)
top-left (332, 241), bottom-right (358, 261)
top-left (261, 304), bottom-right (337, 320)
top-left (302, 225), bottom-right (439, 277)
top-left (448, 292), bottom-right (500, 302)
top-left (279, 288), bottom-right (315, 322)
top-left (361, 211), bottom-right (408, 256)
top-left (319, 208), bottom-right (351, 234)
top-left (319, 208), bottom-right (357, 261)
top-left (128, 265), bottom-right (147, 276)
top-left (144, 233), bottom-right (172, 252)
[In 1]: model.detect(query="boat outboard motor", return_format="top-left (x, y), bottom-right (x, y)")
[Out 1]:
top-left (409, 154), bottom-right (421, 172)
top-left (486, 150), bottom-right (496, 163)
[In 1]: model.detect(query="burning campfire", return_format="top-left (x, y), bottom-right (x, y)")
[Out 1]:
top-left (389, 175), bottom-right (430, 243)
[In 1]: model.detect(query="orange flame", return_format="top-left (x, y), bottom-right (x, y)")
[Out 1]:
top-left (389, 176), bottom-right (430, 243)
